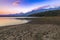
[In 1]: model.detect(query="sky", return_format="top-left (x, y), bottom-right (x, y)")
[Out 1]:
top-left (0, 0), bottom-right (60, 14)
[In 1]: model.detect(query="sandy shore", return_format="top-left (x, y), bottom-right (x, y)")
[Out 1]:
top-left (0, 17), bottom-right (60, 40)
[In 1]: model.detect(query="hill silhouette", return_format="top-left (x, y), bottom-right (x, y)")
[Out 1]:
top-left (29, 10), bottom-right (60, 17)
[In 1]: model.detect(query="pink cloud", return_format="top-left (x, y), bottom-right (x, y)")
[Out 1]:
top-left (12, 1), bottom-right (20, 6)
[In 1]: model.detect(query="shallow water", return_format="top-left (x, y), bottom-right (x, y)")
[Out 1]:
top-left (0, 18), bottom-right (30, 27)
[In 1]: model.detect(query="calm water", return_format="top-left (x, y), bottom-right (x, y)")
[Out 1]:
top-left (0, 18), bottom-right (30, 27)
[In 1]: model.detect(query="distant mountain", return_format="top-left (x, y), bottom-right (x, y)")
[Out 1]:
top-left (29, 9), bottom-right (60, 17)
top-left (9, 12), bottom-right (25, 17)
top-left (0, 7), bottom-right (60, 17)
top-left (0, 13), bottom-right (25, 17)
top-left (21, 7), bottom-right (60, 17)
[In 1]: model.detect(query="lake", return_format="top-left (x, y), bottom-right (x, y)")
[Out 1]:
top-left (0, 18), bottom-right (30, 27)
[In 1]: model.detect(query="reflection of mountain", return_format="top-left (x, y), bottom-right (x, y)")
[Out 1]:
top-left (0, 7), bottom-right (60, 17)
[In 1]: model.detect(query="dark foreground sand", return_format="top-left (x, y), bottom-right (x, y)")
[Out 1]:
top-left (0, 17), bottom-right (60, 40)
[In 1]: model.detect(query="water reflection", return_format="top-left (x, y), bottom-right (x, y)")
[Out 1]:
top-left (0, 18), bottom-right (30, 27)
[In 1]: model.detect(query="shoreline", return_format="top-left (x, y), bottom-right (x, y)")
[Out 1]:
top-left (0, 17), bottom-right (60, 40)
top-left (0, 17), bottom-right (60, 30)
top-left (0, 20), bottom-right (60, 32)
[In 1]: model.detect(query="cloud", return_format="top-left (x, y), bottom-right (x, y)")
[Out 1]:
top-left (12, 1), bottom-right (20, 6)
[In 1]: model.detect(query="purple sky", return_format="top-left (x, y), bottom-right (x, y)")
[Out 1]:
top-left (0, 0), bottom-right (60, 14)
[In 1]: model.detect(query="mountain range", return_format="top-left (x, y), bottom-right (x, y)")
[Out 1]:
top-left (0, 6), bottom-right (60, 17)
